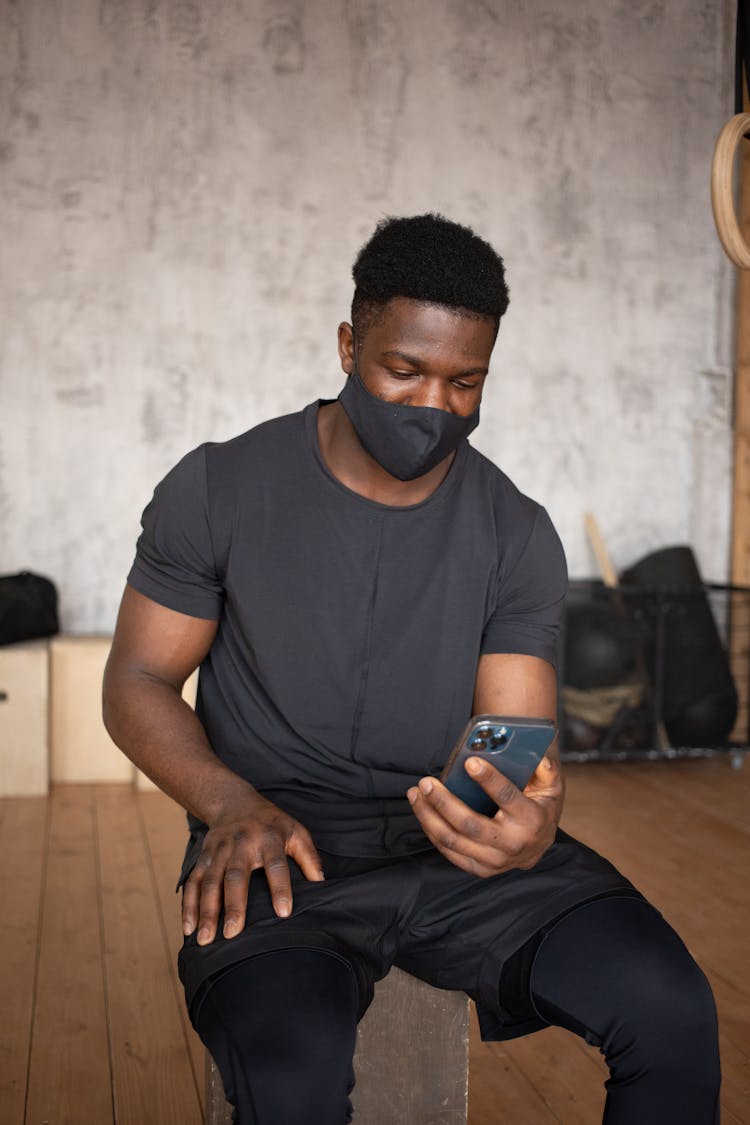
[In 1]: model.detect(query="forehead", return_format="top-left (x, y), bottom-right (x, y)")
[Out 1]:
top-left (365, 297), bottom-right (496, 360)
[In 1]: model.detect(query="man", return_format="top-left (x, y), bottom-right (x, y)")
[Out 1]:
top-left (103, 214), bottom-right (720, 1124)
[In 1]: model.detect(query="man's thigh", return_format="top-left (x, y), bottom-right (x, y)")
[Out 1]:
top-left (178, 850), bottom-right (421, 1024)
top-left (393, 829), bottom-right (643, 1040)
top-left (178, 829), bottom-right (639, 1040)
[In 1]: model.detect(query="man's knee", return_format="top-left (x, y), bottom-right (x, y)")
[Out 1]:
top-left (195, 949), bottom-right (359, 1125)
top-left (531, 897), bottom-right (720, 1090)
top-left (594, 944), bottom-right (721, 1125)
top-left (606, 944), bottom-right (719, 1077)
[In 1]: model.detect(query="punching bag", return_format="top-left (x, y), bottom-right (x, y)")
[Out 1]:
top-left (620, 546), bottom-right (737, 747)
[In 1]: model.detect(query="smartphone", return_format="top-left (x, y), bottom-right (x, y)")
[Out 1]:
top-left (440, 715), bottom-right (556, 816)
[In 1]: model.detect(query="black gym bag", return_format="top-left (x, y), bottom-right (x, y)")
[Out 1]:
top-left (0, 571), bottom-right (59, 646)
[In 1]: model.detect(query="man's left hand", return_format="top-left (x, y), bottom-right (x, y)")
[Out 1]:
top-left (406, 755), bottom-right (563, 877)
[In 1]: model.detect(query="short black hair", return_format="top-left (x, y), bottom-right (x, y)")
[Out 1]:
top-left (351, 213), bottom-right (510, 338)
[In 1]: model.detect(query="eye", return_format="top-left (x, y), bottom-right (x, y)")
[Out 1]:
top-left (452, 380), bottom-right (481, 391)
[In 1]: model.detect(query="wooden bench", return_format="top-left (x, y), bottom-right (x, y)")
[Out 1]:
top-left (205, 965), bottom-right (470, 1124)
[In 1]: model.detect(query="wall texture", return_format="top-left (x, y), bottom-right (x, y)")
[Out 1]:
top-left (0, 0), bottom-right (736, 631)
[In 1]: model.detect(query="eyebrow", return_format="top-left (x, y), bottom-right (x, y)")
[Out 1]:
top-left (381, 350), bottom-right (488, 377)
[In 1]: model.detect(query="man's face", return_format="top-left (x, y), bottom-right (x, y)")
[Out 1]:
top-left (338, 297), bottom-right (497, 416)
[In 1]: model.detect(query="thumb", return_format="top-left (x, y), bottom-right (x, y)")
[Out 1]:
top-left (523, 755), bottom-right (561, 797)
top-left (287, 831), bottom-right (326, 883)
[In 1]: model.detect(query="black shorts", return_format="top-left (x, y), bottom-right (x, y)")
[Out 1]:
top-left (177, 828), bottom-right (643, 1042)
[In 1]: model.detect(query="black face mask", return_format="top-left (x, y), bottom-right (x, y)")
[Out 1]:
top-left (338, 371), bottom-right (480, 481)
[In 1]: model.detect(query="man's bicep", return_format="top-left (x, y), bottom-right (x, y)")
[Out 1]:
top-left (106, 583), bottom-right (219, 690)
top-left (472, 653), bottom-right (559, 758)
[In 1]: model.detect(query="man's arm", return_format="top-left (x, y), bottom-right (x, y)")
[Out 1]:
top-left (103, 585), bottom-right (324, 944)
top-left (406, 653), bottom-right (564, 876)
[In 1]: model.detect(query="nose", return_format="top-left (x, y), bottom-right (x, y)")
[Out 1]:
top-left (411, 379), bottom-right (450, 412)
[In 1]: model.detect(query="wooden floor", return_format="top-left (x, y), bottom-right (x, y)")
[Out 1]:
top-left (1, 758), bottom-right (748, 1124)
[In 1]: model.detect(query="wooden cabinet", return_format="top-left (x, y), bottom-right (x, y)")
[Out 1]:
top-left (50, 635), bottom-right (135, 784)
top-left (0, 640), bottom-right (49, 796)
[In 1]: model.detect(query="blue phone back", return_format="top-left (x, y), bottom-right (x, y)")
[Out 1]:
top-left (443, 719), bottom-right (555, 815)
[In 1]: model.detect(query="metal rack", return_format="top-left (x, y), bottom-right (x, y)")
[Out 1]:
top-left (558, 580), bottom-right (749, 768)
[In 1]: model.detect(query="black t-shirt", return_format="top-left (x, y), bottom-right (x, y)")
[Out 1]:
top-left (128, 401), bottom-right (567, 875)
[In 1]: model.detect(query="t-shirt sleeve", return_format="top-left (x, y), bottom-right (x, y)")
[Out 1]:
top-left (127, 445), bottom-right (224, 620)
top-left (480, 505), bottom-right (568, 666)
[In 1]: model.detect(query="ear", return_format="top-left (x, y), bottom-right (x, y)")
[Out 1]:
top-left (337, 322), bottom-right (355, 375)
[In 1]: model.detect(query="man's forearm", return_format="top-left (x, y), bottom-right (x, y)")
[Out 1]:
top-left (103, 670), bottom-right (256, 825)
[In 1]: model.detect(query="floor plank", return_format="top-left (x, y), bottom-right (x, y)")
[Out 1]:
top-left (6, 760), bottom-right (748, 1124)
top-left (468, 1006), bottom-right (559, 1124)
top-left (24, 786), bottom-right (112, 1125)
top-left (493, 1025), bottom-right (606, 1124)
top-left (95, 785), bottom-right (202, 1125)
top-left (709, 969), bottom-right (750, 1056)
top-left (618, 757), bottom-right (750, 835)
top-left (560, 767), bottom-right (750, 973)
top-left (717, 1033), bottom-right (750, 1122)
top-left (0, 796), bottom-right (48, 1125)
top-left (137, 790), bottom-right (206, 1114)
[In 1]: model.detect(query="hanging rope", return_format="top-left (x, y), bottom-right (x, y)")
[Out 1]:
top-left (712, 0), bottom-right (750, 268)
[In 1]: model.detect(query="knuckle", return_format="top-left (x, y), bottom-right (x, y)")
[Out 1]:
top-left (431, 790), bottom-right (448, 812)
top-left (201, 873), bottom-right (223, 891)
top-left (497, 779), bottom-right (517, 803)
top-left (438, 832), bottom-right (458, 851)
top-left (464, 854), bottom-right (490, 878)
top-left (197, 840), bottom-right (228, 867)
top-left (224, 866), bottom-right (247, 885)
top-left (265, 853), bottom-right (288, 872)
top-left (291, 822), bottom-right (313, 847)
top-left (460, 814), bottom-right (481, 839)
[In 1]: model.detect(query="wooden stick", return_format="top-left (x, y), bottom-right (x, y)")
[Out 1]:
top-left (584, 512), bottom-right (619, 589)
top-left (583, 512), bottom-right (670, 750)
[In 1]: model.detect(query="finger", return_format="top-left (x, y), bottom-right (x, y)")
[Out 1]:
top-left (428, 841), bottom-right (499, 878)
top-left (524, 755), bottom-right (563, 797)
top-left (195, 845), bottom-right (232, 945)
top-left (263, 848), bottom-right (295, 918)
top-left (221, 846), bottom-right (252, 940)
top-left (286, 823), bottom-right (326, 883)
top-left (465, 757), bottom-right (525, 811)
top-left (414, 776), bottom-right (492, 839)
top-left (407, 784), bottom-right (514, 869)
top-left (181, 848), bottom-right (214, 935)
top-left (181, 871), bottom-right (201, 935)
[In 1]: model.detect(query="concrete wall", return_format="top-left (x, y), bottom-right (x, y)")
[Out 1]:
top-left (0, 0), bottom-right (736, 631)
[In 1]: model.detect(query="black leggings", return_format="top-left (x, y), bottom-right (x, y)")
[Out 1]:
top-left (528, 897), bottom-right (720, 1124)
top-left (195, 898), bottom-right (720, 1125)
top-left (197, 948), bottom-right (359, 1124)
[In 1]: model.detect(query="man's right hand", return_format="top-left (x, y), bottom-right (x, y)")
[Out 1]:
top-left (181, 790), bottom-right (325, 946)
top-left (103, 586), bottom-right (325, 947)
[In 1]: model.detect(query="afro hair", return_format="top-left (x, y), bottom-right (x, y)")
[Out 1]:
top-left (351, 213), bottom-right (510, 338)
